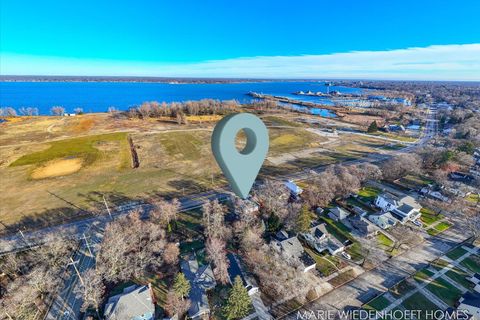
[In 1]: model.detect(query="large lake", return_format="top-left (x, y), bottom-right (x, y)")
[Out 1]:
top-left (0, 81), bottom-right (360, 115)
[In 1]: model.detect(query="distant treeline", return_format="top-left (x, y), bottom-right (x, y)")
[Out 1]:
top-left (124, 99), bottom-right (241, 119)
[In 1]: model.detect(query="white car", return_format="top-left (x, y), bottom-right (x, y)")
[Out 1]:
top-left (341, 252), bottom-right (352, 260)
top-left (412, 220), bottom-right (423, 227)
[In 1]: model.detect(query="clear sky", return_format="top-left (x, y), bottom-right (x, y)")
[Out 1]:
top-left (1, 0), bottom-right (480, 80)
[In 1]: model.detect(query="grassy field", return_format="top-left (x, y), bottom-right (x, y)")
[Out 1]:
top-left (0, 113), bottom-right (398, 232)
top-left (414, 268), bottom-right (434, 283)
top-left (357, 186), bottom-right (381, 201)
top-left (460, 255), bottom-right (480, 273)
top-left (419, 208), bottom-right (443, 226)
top-left (446, 246), bottom-right (468, 260)
top-left (427, 221), bottom-right (452, 236)
top-left (426, 277), bottom-right (463, 306)
top-left (364, 294), bottom-right (391, 311)
top-left (444, 267), bottom-right (471, 289)
top-left (389, 279), bottom-right (416, 298)
top-left (401, 292), bottom-right (439, 314)
top-left (11, 132), bottom-right (130, 168)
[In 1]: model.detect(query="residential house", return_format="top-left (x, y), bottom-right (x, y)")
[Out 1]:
top-left (368, 212), bottom-right (397, 230)
top-left (104, 284), bottom-right (155, 320)
top-left (300, 223), bottom-right (345, 255)
top-left (272, 235), bottom-right (316, 272)
top-left (235, 199), bottom-right (259, 216)
top-left (351, 206), bottom-right (368, 217)
top-left (285, 180), bottom-right (303, 198)
top-left (226, 253), bottom-right (259, 296)
top-left (391, 204), bottom-right (421, 224)
top-left (375, 193), bottom-right (421, 223)
top-left (375, 193), bottom-right (399, 212)
top-left (387, 124), bottom-right (406, 132)
top-left (349, 215), bottom-right (378, 237)
top-left (328, 207), bottom-right (350, 222)
top-left (180, 255), bottom-right (217, 320)
top-left (457, 291), bottom-right (480, 319)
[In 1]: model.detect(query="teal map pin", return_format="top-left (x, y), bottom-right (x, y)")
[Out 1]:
top-left (211, 113), bottom-right (269, 199)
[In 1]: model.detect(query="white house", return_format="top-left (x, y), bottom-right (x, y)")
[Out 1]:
top-left (285, 180), bottom-right (303, 197)
top-left (368, 212), bottom-right (397, 230)
top-left (375, 193), bottom-right (421, 223)
top-left (300, 223), bottom-right (345, 255)
top-left (375, 193), bottom-right (399, 212)
top-left (328, 207), bottom-right (350, 222)
top-left (457, 291), bottom-right (480, 319)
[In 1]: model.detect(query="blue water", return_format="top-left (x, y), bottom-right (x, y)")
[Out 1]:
top-left (0, 81), bottom-right (360, 115)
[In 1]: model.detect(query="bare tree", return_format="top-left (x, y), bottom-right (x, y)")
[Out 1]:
top-left (75, 269), bottom-right (105, 317)
top-left (164, 242), bottom-right (180, 265)
top-left (74, 107), bottom-right (84, 114)
top-left (165, 289), bottom-right (191, 317)
top-left (151, 198), bottom-right (181, 228)
top-left (202, 199), bottom-right (229, 240)
top-left (382, 153), bottom-right (423, 180)
top-left (50, 106), bottom-right (65, 116)
top-left (254, 179), bottom-right (290, 218)
top-left (206, 237), bottom-right (230, 284)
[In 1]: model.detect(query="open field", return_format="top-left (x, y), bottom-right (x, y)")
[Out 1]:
top-left (0, 113), bottom-right (402, 232)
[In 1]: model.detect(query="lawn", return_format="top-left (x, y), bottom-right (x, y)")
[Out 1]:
top-left (305, 247), bottom-right (340, 276)
top-left (321, 216), bottom-right (352, 242)
top-left (357, 186), bottom-right (381, 201)
top-left (377, 233), bottom-right (394, 249)
top-left (389, 279), bottom-right (416, 298)
top-left (445, 267), bottom-right (471, 289)
top-left (427, 222), bottom-right (452, 236)
top-left (425, 277), bottom-right (463, 306)
top-left (461, 255), bottom-right (480, 273)
top-left (446, 246), bottom-right (468, 260)
top-left (10, 132), bottom-right (130, 168)
top-left (419, 208), bottom-right (443, 226)
top-left (414, 268), bottom-right (434, 283)
top-left (430, 259), bottom-right (450, 271)
top-left (364, 294), bottom-right (391, 311)
top-left (466, 193), bottom-right (480, 204)
top-left (328, 269), bottom-right (356, 287)
top-left (401, 292), bottom-right (440, 315)
top-left (399, 175), bottom-right (433, 188)
top-left (136, 273), bottom-right (169, 309)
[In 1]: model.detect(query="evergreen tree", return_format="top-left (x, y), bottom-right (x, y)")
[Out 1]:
top-left (173, 272), bottom-right (190, 299)
top-left (223, 276), bottom-right (251, 320)
top-left (367, 121), bottom-right (378, 133)
top-left (296, 205), bottom-right (314, 232)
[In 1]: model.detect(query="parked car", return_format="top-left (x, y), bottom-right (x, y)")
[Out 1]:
top-left (412, 219), bottom-right (423, 227)
top-left (341, 252), bottom-right (352, 260)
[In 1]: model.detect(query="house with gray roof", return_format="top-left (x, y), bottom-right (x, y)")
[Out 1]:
top-left (104, 284), bottom-right (155, 320)
top-left (180, 255), bottom-right (217, 320)
top-left (272, 236), bottom-right (316, 272)
top-left (300, 223), bottom-right (345, 255)
top-left (328, 207), bottom-right (350, 222)
top-left (368, 212), bottom-right (397, 230)
top-left (375, 193), bottom-right (421, 223)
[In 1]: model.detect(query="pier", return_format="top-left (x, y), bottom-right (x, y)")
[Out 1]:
top-left (247, 92), bottom-right (349, 113)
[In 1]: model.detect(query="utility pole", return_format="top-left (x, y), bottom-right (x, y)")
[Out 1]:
top-left (83, 233), bottom-right (93, 257)
top-left (103, 195), bottom-right (112, 220)
top-left (18, 229), bottom-right (30, 248)
top-left (68, 257), bottom-right (84, 286)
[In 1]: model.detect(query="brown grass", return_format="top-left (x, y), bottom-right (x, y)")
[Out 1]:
top-left (31, 158), bottom-right (83, 179)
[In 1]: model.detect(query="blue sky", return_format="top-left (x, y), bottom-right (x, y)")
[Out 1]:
top-left (1, 0), bottom-right (480, 79)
